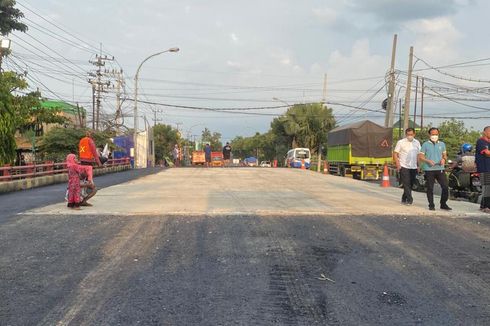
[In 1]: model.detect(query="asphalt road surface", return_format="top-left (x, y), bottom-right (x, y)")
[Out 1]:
top-left (1, 168), bottom-right (489, 325)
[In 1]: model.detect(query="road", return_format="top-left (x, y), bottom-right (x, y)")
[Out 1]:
top-left (1, 168), bottom-right (489, 325)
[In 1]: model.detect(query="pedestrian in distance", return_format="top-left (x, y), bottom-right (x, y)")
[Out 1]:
top-left (394, 128), bottom-right (421, 205)
top-left (172, 144), bottom-right (180, 167)
top-left (66, 154), bottom-right (93, 210)
top-left (418, 127), bottom-right (452, 211)
top-left (204, 143), bottom-right (212, 167)
top-left (476, 126), bottom-right (490, 213)
top-left (223, 142), bottom-right (232, 167)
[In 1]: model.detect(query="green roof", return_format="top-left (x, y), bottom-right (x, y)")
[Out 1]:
top-left (39, 100), bottom-right (86, 116)
top-left (393, 119), bottom-right (420, 129)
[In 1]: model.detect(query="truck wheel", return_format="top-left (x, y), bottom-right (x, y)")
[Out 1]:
top-left (340, 167), bottom-right (346, 177)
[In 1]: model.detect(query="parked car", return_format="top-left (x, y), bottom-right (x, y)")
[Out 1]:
top-left (244, 157), bottom-right (257, 167)
top-left (260, 161), bottom-right (271, 168)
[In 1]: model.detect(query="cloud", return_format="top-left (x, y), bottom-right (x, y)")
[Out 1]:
top-left (326, 39), bottom-right (387, 86)
top-left (230, 32), bottom-right (239, 44)
top-left (346, 0), bottom-right (464, 22)
top-left (267, 47), bottom-right (294, 67)
top-left (226, 60), bottom-right (242, 69)
top-left (312, 7), bottom-right (337, 25)
top-left (404, 17), bottom-right (463, 62)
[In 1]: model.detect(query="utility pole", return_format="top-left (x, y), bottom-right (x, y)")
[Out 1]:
top-left (385, 34), bottom-right (397, 128)
top-left (105, 68), bottom-right (124, 135)
top-left (322, 73), bottom-right (327, 103)
top-left (413, 76), bottom-right (419, 129)
top-left (91, 84), bottom-right (96, 130)
top-left (318, 73), bottom-right (327, 173)
top-left (403, 46), bottom-right (414, 131)
top-left (88, 51), bottom-right (114, 131)
top-left (152, 108), bottom-right (164, 126)
top-left (398, 98), bottom-right (402, 139)
top-left (420, 78), bottom-right (425, 130)
top-left (114, 70), bottom-right (123, 135)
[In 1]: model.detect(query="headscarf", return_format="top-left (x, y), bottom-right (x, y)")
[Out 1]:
top-left (66, 153), bottom-right (93, 181)
top-left (66, 153), bottom-right (77, 168)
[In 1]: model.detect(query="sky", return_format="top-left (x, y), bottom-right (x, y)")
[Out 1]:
top-left (5, 0), bottom-right (490, 141)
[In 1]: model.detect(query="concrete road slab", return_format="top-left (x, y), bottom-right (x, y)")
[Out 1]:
top-left (23, 168), bottom-right (486, 218)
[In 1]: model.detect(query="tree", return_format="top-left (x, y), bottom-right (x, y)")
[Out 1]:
top-left (38, 127), bottom-right (113, 162)
top-left (273, 103), bottom-right (336, 154)
top-left (420, 119), bottom-right (480, 159)
top-left (153, 124), bottom-right (181, 162)
top-left (0, 0), bottom-right (27, 35)
top-left (201, 127), bottom-right (222, 150)
top-left (0, 72), bottom-right (42, 164)
top-left (0, 0), bottom-right (27, 68)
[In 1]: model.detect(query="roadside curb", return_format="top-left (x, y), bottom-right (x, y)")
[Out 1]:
top-left (0, 165), bottom-right (130, 194)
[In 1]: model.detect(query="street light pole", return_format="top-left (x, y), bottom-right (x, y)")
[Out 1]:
top-left (0, 38), bottom-right (12, 72)
top-left (134, 47), bottom-right (179, 168)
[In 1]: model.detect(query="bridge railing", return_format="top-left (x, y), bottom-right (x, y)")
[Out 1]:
top-left (0, 158), bottom-right (131, 182)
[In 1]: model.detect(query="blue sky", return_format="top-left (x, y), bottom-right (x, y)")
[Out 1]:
top-left (6, 0), bottom-right (490, 141)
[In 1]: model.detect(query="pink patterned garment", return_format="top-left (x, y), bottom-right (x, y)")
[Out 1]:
top-left (66, 154), bottom-right (93, 206)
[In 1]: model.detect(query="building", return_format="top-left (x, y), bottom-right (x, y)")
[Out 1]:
top-left (15, 100), bottom-right (86, 162)
top-left (392, 119), bottom-right (421, 139)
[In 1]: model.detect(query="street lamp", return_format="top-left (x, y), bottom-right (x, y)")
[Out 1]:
top-left (0, 38), bottom-right (12, 72)
top-left (134, 47), bottom-right (179, 168)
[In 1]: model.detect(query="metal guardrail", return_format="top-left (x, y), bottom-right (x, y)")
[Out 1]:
top-left (0, 158), bottom-right (131, 182)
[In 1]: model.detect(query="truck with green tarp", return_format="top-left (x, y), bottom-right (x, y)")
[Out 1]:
top-left (326, 120), bottom-right (393, 180)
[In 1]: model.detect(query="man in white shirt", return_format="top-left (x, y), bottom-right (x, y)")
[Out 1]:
top-left (394, 128), bottom-right (421, 205)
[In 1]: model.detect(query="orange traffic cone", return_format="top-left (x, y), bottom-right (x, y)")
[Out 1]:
top-left (301, 160), bottom-right (306, 170)
top-left (380, 164), bottom-right (390, 187)
top-left (323, 161), bottom-right (329, 174)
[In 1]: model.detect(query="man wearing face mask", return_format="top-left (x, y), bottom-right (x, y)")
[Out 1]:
top-left (394, 128), bottom-right (421, 205)
top-left (418, 127), bottom-right (451, 211)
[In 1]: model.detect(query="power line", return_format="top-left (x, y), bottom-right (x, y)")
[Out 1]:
top-left (22, 17), bottom-right (96, 54)
top-left (11, 33), bottom-right (87, 81)
top-left (16, 1), bottom-right (105, 55)
top-left (414, 55), bottom-right (490, 83)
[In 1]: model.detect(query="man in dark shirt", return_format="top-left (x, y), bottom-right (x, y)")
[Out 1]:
top-left (222, 142), bottom-right (232, 167)
top-left (204, 143), bottom-right (212, 167)
top-left (476, 126), bottom-right (490, 213)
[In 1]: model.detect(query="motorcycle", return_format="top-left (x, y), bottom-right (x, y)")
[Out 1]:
top-left (448, 162), bottom-right (482, 203)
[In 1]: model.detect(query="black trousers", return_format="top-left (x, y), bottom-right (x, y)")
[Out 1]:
top-left (400, 168), bottom-right (417, 203)
top-left (425, 170), bottom-right (449, 208)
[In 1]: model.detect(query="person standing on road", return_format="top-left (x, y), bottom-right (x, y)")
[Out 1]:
top-left (79, 130), bottom-right (102, 167)
top-left (172, 144), bottom-right (180, 167)
top-left (418, 127), bottom-right (452, 211)
top-left (223, 142), bottom-right (232, 167)
top-left (394, 128), bottom-right (421, 205)
top-left (476, 126), bottom-right (490, 213)
top-left (204, 143), bottom-right (212, 167)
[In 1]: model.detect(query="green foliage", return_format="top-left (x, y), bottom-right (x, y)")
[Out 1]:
top-left (231, 103), bottom-right (336, 163)
top-left (201, 127), bottom-right (222, 151)
top-left (0, 0), bottom-right (27, 36)
top-left (153, 124), bottom-right (181, 162)
top-left (278, 103), bottom-right (336, 153)
top-left (38, 127), bottom-right (113, 162)
top-left (417, 119), bottom-right (481, 159)
top-left (0, 71), bottom-right (71, 164)
top-left (0, 71), bottom-right (42, 164)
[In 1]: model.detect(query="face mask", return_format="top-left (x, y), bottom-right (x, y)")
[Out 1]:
top-left (406, 136), bottom-right (414, 142)
top-left (430, 135), bottom-right (439, 142)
